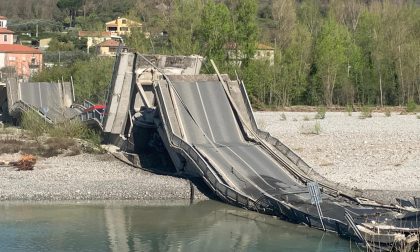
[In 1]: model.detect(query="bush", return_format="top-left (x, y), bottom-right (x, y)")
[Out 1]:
top-left (360, 106), bottom-right (373, 119)
top-left (406, 99), bottom-right (417, 113)
top-left (345, 105), bottom-right (352, 116)
top-left (313, 120), bottom-right (321, 135)
top-left (315, 106), bottom-right (326, 119)
top-left (21, 111), bottom-right (101, 145)
top-left (384, 109), bottom-right (391, 117)
top-left (21, 110), bottom-right (51, 139)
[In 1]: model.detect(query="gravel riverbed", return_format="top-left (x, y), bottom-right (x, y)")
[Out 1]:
top-left (255, 111), bottom-right (420, 203)
top-left (0, 153), bottom-right (206, 201)
top-left (0, 111), bottom-right (418, 203)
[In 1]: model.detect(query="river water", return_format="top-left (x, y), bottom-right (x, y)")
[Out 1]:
top-left (0, 200), bottom-right (360, 251)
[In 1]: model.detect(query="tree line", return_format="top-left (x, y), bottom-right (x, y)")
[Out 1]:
top-left (128, 0), bottom-right (420, 107)
top-left (6, 0), bottom-right (418, 107)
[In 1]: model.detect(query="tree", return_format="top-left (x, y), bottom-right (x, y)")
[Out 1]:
top-left (232, 0), bottom-right (259, 66)
top-left (57, 0), bottom-right (83, 27)
top-left (314, 18), bottom-right (351, 106)
top-left (197, 2), bottom-right (233, 68)
top-left (272, 0), bottom-right (296, 50)
top-left (167, 0), bottom-right (203, 55)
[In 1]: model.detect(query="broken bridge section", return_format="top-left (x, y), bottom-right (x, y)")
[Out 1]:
top-left (5, 79), bottom-right (79, 122)
top-left (99, 52), bottom-right (420, 251)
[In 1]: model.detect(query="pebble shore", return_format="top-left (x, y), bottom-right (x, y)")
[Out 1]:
top-left (0, 154), bottom-right (206, 201)
top-left (0, 111), bottom-right (418, 204)
top-left (255, 111), bottom-right (420, 203)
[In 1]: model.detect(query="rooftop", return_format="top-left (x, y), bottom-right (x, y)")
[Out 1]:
top-left (96, 39), bottom-right (123, 48)
top-left (0, 28), bottom-right (14, 34)
top-left (78, 31), bottom-right (111, 37)
top-left (0, 16), bottom-right (7, 19)
top-left (0, 44), bottom-right (41, 54)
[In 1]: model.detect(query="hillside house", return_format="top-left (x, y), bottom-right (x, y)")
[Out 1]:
top-left (0, 16), bottom-right (13, 45)
top-left (78, 31), bottom-right (112, 53)
top-left (0, 44), bottom-right (42, 79)
top-left (226, 43), bottom-right (275, 66)
top-left (96, 39), bottom-right (127, 56)
top-left (0, 16), bottom-right (42, 79)
top-left (105, 17), bottom-right (142, 36)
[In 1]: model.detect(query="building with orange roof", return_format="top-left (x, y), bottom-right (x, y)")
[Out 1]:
top-left (95, 39), bottom-right (127, 56)
top-left (78, 31), bottom-right (112, 53)
top-left (105, 17), bottom-right (141, 36)
top-left (0, 16), bottom-right (42, 79)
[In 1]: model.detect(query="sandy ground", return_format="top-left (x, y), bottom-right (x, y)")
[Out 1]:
top-left (0, 153), bottom-right (206, 201)
top-left (255, 111), bottom-right (420, 201)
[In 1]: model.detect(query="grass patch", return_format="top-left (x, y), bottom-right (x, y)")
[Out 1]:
top-left (359, 106), bottom-right (373, 119)
top-left (315, 106), bottom-right (326, 119)
top-left (345, 105), bottom-right (352, 116)
top-left (21, 110), bottom-right (101, 145)
top-left (416, 115), bottom-right (420, 119)
top-left (313, 121), bottom-right (321, 135)
top-left (406, 99), bottom-right (417, 113)
top-left (300, 120), bottom-right (321, 135)
top-left (384, 109), bottom-right (391, 117)
top-left (303, 115), bottom-right (310, 121)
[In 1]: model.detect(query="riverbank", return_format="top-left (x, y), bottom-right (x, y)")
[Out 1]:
top-left (0, 111), bottom-right (418, 204)
top-left (255, 111), bottom-right (420, 203)
top-left (0, 153), bottom-right (206, 201)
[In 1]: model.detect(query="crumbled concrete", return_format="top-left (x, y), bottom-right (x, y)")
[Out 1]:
top-left (0, 154), bottom-right (207, 201)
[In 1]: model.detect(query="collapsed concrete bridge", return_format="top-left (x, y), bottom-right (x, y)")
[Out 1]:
top-left (99, 53), bottom-right (419, 251)
top-left (2, 52), bottom-right (419, 251)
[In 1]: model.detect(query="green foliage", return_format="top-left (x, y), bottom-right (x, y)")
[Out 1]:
top-left (315, 106), bottom-right (326, 119)
top-left (126, 28), bottom-right (150, 53)
top-left (360, 106), bottom-right (373, 119)
top-left (346, 105), bottom-right (352, 116)
top-left (21, 110), bottom-right (50, 140)
top-left (232, 0), bottom-right (259, 66)
top-left (313, 120), bottom-right (321, 135)
top-left (47, 37), bottom-right (75, 52)
top-left (32, 57), bottom-right (114, 103)
top-left (406, 99), bottom-right (417, 113)
top-left (21, 111), bottom-right (101, 145)
top-left (314, 18), bottom-right (352, 106)
top-left (197, 1), bottom-right (233, 68)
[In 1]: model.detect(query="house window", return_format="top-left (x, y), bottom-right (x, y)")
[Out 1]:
top-left (8, 56), bottom-right (15, 61)
top-left (4, 35), bottom-right (7, 42)
top-left (120, 27), bottom-right (129, 31)
top-left (0, 21), bottom-right (3, 27)
top-left (122, 19), bottom-right (127, 24)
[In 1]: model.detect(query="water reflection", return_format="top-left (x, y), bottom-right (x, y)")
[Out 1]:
top-left (0, 200), bottom-right (359, 252)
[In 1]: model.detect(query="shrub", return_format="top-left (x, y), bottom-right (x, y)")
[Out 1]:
top-left (384, 109), bottom-right (391, 117)
top-left (406, 99), bottom-right (417, 113)
top-left (360, 106), bottom-right (373, 119)
top-left (303, 115), bottom-right (310, 121)
top-left (313, 121), bottom-right (321, 135)
top-left (21, 110), bottom-right (51, 139)
top-left (315, 106), bottom-right (326, 119)
top-left (345, 105), bottom-right (352, 116)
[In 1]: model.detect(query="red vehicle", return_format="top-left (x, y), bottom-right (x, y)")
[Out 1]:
top-left (84, 104), bottom-right (106, 114)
